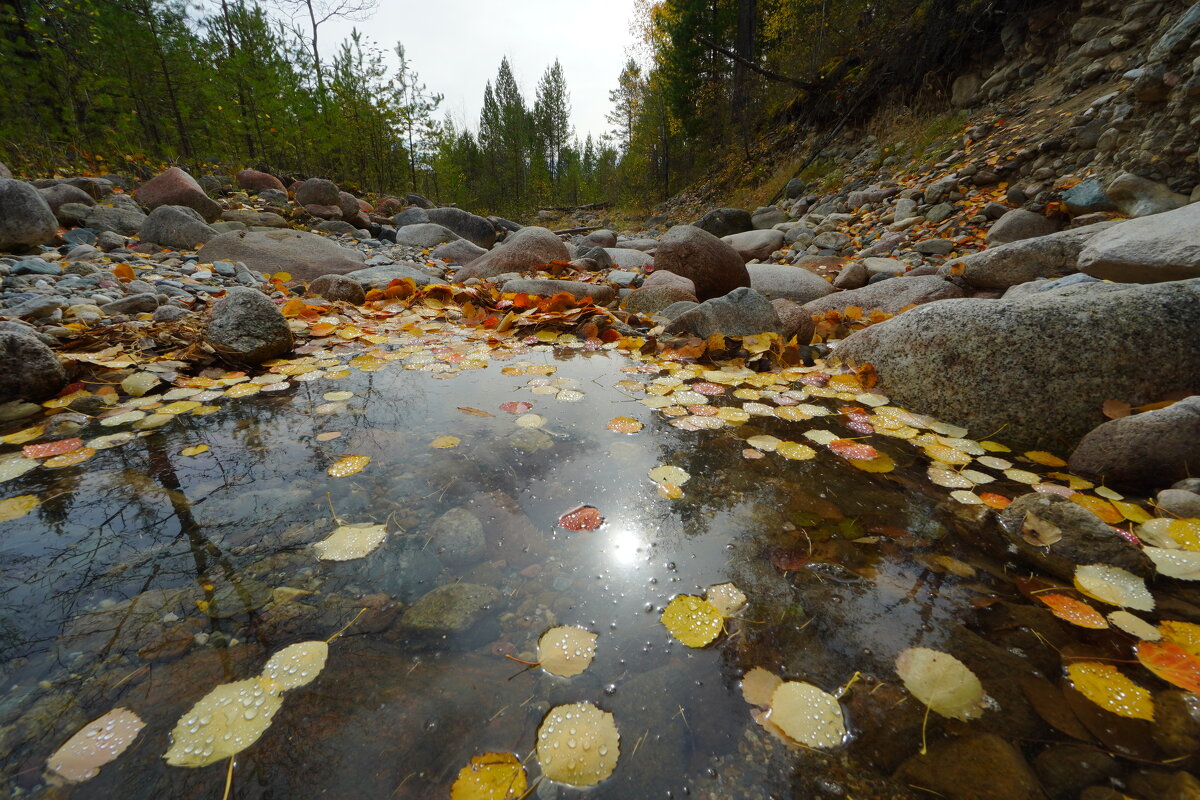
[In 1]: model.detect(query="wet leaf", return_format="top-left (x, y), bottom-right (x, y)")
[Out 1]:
top-left (1108, 611), bottom-right (1160, 641)
top-left (180, 445), bottom-right (209, 456)
top-left (500, 401), bottom-right (532, 414)
top-left (606, 416), bottom-right (642, 434)
top-left (1004, 468), bottom-right (1042, 485)
top-left (1145, 547), bottom-right (1200, 580)
top-left (979, 492), bottom-right (1012, 509)
top-left (706, 582), bottom-right (747, 616)
top-left (0, 454), bottom-right (38, 482)
top-left (848, 452), bottom-right (895, 473)
top-left (828, 439), bottom-right (878, 460)
top-left (1022, 512), bottom-right (1063, 546)
top-left (538, 626), bottom-right (598, 678)
top-left (44, 447), bottom-right (96, 468)
top-left (535, 702), bottom-right (619, 787)
top-left (261, 641), bottom-right (328, 691)
top-left (450, 752), bottom-right (527, 800)
top-left (457, 407), bottom-right (494, 418)
top-left (315, 432), bottom-right (342, 442)
top-left (649, 465), bottom-right (690, 487)
top-left (327, 455), bottom-right (370, 478)
top-left (1, 425), bottom-right (44, 445)
top-left (313, 522), bottom-right (387, 561)
top-left (23, 438), bottom-right (83, 459)
top-left (164, 678), bottom-right (284, 767)
top-left (430, 436), bottom-right (461, 449)
top-left (0, 494), bottom-right (40, 523)
top-left (1037, 594), bottom-right (1108, 629)
top-left (558, 506), bottom-right (603, 531)
top-left (768, 681), bottom-right (847, 749)
top-left (895, 647), bottom-right (985, 721)
top-left (515, 414), bottom-right (545, 428)
top-left (1074, 565), bottom-right (1154, 611)
top-left (745, 434), bottom-right (781, 452)
top-left (661, 595), bottom-right (724, 647)
top-left (742, 667), bottom-right (783, 707)
top-left (1066, 662), bottom-right (1153, 721)
top-left (1137, 641), bottom-right (1200, 693)
top-left (1025, 450), bottom-right (1067, 467)
top-left (776, 441), bottom-right (817, 461)
top-left (1070, 494), bottom-right (1122, 525)
top-left (47, 708), bottom-right (145, 782)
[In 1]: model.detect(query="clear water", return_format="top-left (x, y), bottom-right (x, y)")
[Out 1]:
top-left (0, 332), bottom-right (1090, 799)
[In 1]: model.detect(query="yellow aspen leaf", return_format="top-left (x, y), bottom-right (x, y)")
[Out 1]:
top-left (1037, 594), bottom-right (1108, 629)
top-left (1074, 564), bottom-right (1154, 611)
top-left (848, 452), bottom-right (895, 473)
top-left (1112, 500), bottom-right (1152, 524)
top-left (607, 416), bottom-right (643, 434)
top-left (327, 455), bottom-right (369, 478)
top-left (1025, 450), bottom-right (1067, 467)
top-left (1070, 494), bottom-right (1123, 524)
top-left (450, 752), bottom-right (527, 800)
top-left (661, 595), bottom-right (723, 647)
top-left (1, 425), bottom-right (44, 445)
top-left (181, 445), bottom-right (209, 456)
top-left (1067, 662), bottom-right (1154, 721)
top-left (430, 436), bottom-right (460, 449)
top-left (0, 494), bottom-right (40, 523)
top-left (1159, 620), bottom-right (1200, 656)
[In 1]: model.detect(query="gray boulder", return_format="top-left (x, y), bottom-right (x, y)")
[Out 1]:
top-left (433, 238), bottom-right (487, 265)
top-left (751, 206), bottom-right (789, 229)
top-left (0, 179), bottom-right (59, 251)
top-left (642, 270), bottom-right (696, 294)
top-left (942, 222), bottom-right (1118, 289)
top-left (198, 230), bottom-right (365, 281)
top-left (653, 225), bottom-right (750, 301)
top-left (426, 207), bottom-right (496, 249)
top-left (454, 226), bottom-right (568, 281)
top-left (309, 274), bottom-right (366, 304)
top-left (205, 287), bottom-right (292, 364)
top-left (342, 263), bottom-right (439, 290)
top-left (862, 257), bottom-right (906, 277)
top-left (1061, 178), bottom-right (1115, 215)
top-left (664, 287), bottom-right (782, 338)
top-left (836, 279), bottom-right (1200, 451)
top-left (603, 247), bottom-right (654, 270)
top-left (0, 330), bottom-right (67, 402)
top-left (1105, 172), bottom-right (1189, 218)
top-left (134, 167), bottom-right (220, 222)
top-left (986, 208), bottom-right (1059, 245)
top-left (394, 223), bottom-right (460, 247)
top-left (84, 203), bottom-right (147, 236)
top-left (39, 183), bottom-right (95, 219)
top-left (802, 275), bottom-right (964, 315)
top-left (500, 279), bottom-right (614, 304)
top-left (314, 219), bottom-right (362, 236)
top-left (1069, 396), bottom-right (1200, 489)
top-left (692, 208), bottom-right (753, 238)
top-left (1078, 203), bottom-right (1200, 283)
top-left (747, 264), bottom-right (836, 303)
top-left (101, 293), bottom-right (159, 315)
top-left (621, 285), bottom-right (699, 316)
top-left (294, 177), bottom-right (340, 207)
top-left (583, 229), bottom-right (617, 248)
top-left (393, 207), bottom-right (430, 228)
top-left (139, 205), bottom-right (217, 250)
top-left (723, 229), bottom-right (785, 262)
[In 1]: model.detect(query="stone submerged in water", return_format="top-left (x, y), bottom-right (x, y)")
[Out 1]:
top-left (835, 279), bottom-right (1200, 451)
top-left (894, 733), bottom-right (1042, 800)
top-left (400, 583), bottom-right (501, 633)
top-left (205, 286), bottom-right (292, 364)
top-left (0, 178), bottom-right (59, 251)
top-left (425, 508), bottom-right (486, 567)
top-left (0, 330), bottom-right (67, 402)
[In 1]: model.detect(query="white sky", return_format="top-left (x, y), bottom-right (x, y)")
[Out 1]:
top-left (311, 0), bottom-right (643, 142)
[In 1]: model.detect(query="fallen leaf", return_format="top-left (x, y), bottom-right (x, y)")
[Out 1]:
top-left (1074, 564), bottom-right (1154, 611)
top-left (1067, 662), bottom-right (1153, 721)
top-left (1025, 450), bottom-right (1067, 467)
top-left (558, 505), bottom-right (603, 531)
top-left (648, 465), bottom-right (690, 486)
top-left (1037, 594), bottom-right (1108, 629)
top-left (706, 582), bottom-right (747, 616)
top-left (661, 595), bottom-right (724, 647)
top-left (180, 445), bottom-right (209, 457)
top-left (538, 626), bottom-right (598, 678)
top-left (451, 752), bottom-right (527, 800)
top-left (313, 522), bottom-right (387, 561)
top-left (261, 641), bottom-right (328, 691)
top-left (895, 647), bottom-right (984, 720)
top-left (0, 494), bottom-right (40, 523)
top-left (742, 667), bottom-right (783, 707)
top-left (1145, 547), bottom-right (1200, 580)
top-left (23, 438), bottom-right (83, 459)
top-left (606, 416), bottom-right (643, 434)
top-left (163, 678), bottom-right (284, 767)
top-left (768, 681), bottom-right (847, 749)
top-left (1022, 511), bottom-right (1063, 546)
top-left (430, 436), bottom-right (461, 449)
top-left (327, 455), bottom-right (370, 478)
top-left (1138, 641), bottom-right (1200, 693)
top-left (1108, 611), bottom-right (1160, 641)
top-left (536, 702), bottom-right (619, 787)
top-left (47, 708), bottom-right (145, 782)
top-left (828, 438), bottom-right (878, 460)
top-left (500, 401), bottom-right (533, 414)
top-left (458, 407), bottom-right (494, 418)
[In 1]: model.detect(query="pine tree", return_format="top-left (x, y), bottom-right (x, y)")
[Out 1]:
top-left (533, 59), bottom-right (572, 197)
top-left (606, 57), bottom-right (643, 153)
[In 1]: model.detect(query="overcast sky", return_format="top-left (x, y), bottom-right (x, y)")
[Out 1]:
top-left (309, 0), bottom-right (643, 142)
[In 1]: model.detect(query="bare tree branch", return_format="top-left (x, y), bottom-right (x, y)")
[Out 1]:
top-left (696, 34), bottom-right (811, 90)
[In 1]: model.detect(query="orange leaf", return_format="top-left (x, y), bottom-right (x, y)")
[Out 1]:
top-left (309, 322), bottom-right (336, 337)
top-left (111, 263), bottom-right (135, 281)
top-left (1136, 641), bottom-right (1200, 693)
top-left (281, 298), bottom-right (307, 318)
top-left (457, 407), bottom-right (494, 418)
top-left (500, 401), bottom-right (532, 414)
top-left (23, 438), bottom-right (84, 459)
top-left (827, 439), bottom-right (878, 460)
top-left (1037, 594), bottom-right (1108, 629)
top-left (979, 492), bottom-right (1012, 509)
top-left (1070, 494), bottom-right (1123, 525)
top-left (558, 505), bottom-right (604, 531)
top-left (1102, 399), bottom-right (1131, 420)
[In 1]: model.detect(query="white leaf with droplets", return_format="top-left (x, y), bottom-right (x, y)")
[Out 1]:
top-left (312, 522), bottom-right (387, 561)
top-left (261, 641), bottom-right (328, 691)
top-left (1074, 564), bottom-right (1155, 611)
top-left (768, 681), bottom-right (847, 749)
top-left (1145, 547), bottom-right (1200, 581)
top-left (648, 465), bottom-right (690, 486)
top-left (163, 678), bottom-right (284, 767)
top-left (895, 647), bottom-right (985, 721)
top-left (802, 429), bottom-right (839, 445)
top-left (536, 702), bottom-right (620, 787)
top-left (706, 582), bottom-right (747, 616)
top-left (1138, 519), bottom-right (1180, 549)
top-left (87, 432), bottom-right (137, 451)
top-left (0, 453), bottom-right (38, 483)
top-left (538, 626), bottom-right (598, 678)
top-left (741, 667), bottom-right (783, 707)
top-left (47, 708), bottom-right (145, 782)
top-left (1107, 611), bottom-right (1161, 641)
top-left (745, 435), bottom-right (781, 452)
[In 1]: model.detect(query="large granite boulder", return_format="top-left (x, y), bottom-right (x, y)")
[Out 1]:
top-left (802, 275), bottom-right (964, 315)
top-left (426, 207), bottom-right (496, 249)
top-left (1077, 203), bottom-right (1200, 283)
top-left (747, 264), bottom-right (836, 303)
top-left (394, 223), bottom-right (460, 247)
top-left (835, 279), bottom-right (1200, 451)
top-left (692, 208), bottom-right (753, 238)
top-left (986, 208), bottom-right (1060, 245)
top-left (664, 287), bottom-right (782, 338)
top-left (433, 238), bottom-right (487, 266)
top-left (39, 183), bottom-right (95, 218)
top-left (1105, 172), bottom-right (1189, 218)
top-left (342, 263), bottom-right (439, 290)
top-left (138, 205), bottom-right (217, 250)
top-left (308, 274), bottom-right (366, 304)
top-left (0, 330), bottom-right (67, 402)
top-left (942, 222), bottom-right (1118, 289)
top-left (723, 229), bottom-right (785, 262)
top-left (205, 287), bottom-right (292, 364)
top-left (0, 179), bottom-right (59, 251)
top-left (134, 167), bottom-right (221, 222)
top-left (1069, 396), bottom-right (1200, 489)
top-left (454, 226), bottom-right (568, 281)
top-left (235, 169), bottom-right (286, 193)
top-left (294, 177), bottom-right (340, 207)
top-left (197, 230), bottom-right (365, 281)
top-left (653, 225), bottom-right (750, 301)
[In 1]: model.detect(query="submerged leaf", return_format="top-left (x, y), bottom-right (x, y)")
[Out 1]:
top-left (661, 595), bottom-right (724, 647)
top-left (769, 681), bottom-right (847, 749)
top-left (742, 667), bottom-right (783, 707)
top-left (450, 752), bottom-right (527, 800)
top-left (536, 702), bottom-right (619, 787)
top-left (0, 494), bottom-right (40, 523)
top-left (1066, 662), bottom-right (1154, 721)
top-left (47, 708), bottom-right (145, 782)
top-left (313, 522), bottom-right (387, 561)
top-left (538, 626), bottom-right (598, 678)
top-left (163, 678), bottom-right (284, 767)
top-left (895, 647), bottom-right (984, 721)
top-left (430, 435), bottom-right (461, 449)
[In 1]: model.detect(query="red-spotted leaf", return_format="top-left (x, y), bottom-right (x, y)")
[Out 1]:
top-left (558, 506), bottom-right (603, 531)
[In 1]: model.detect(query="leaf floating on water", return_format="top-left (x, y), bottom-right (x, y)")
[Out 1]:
top-left (1037, 594), bottom-right (1108, 629)
top-left (1145, 547), bottom-right (1200, 580)
top-left (1108, 611), bottom-right (1160, 641)
top-left (180, 445), bottom-right (209, 457)
top-left (1074, 564), bottom-right (1154, 611)
top-left (827, 438), bottom-right (878, 460)
top-left (322, 391), bottom-right (354, 402)
top-left (558, 505), bottom-right (603, 531)
top-left (314, 431), bottom-right (342, 442)
top-left (1, 425), bottom-right (44, 445)
top-left (0, 453), bottom-right (39, 483)
top-left (23, 438), bottom-right (83, 459)
top-left (1022, 512), bottom-right (1063, 546)
top-left (514, 414), bottom-right (545, 429)
top-left (500, 401), bottom-right (532, 414)
top-left (44, 447), bottom-right (96, 468)
top-left (457, 407), bottom-right (494, 418)
top-left (313, 522), bottom-right (387, 561)
top-left (327, 454), bottom-right (370, 478)
top-left (1067, 662), bottom-right (1154, 721)
top-left (895, 647), bottom-right (985, 721)
top-left (978, 492), bottom-right (1012, 509)
top-left (430, 435), bottom-right (461, 449)
top-left (848, 452), bottom-right (895, 473)
top-left (261, 641), bottom-right (328, 691)
top-left (535, 702), bottom-right (619, 787)
top-left (768, 681), bottom-right (847, 749)
top-left (745, 434), bottom-right (781, 452)
top-left (1136, 641), bottom-right (1200, 693)
top-left (0, 494), bottom-right (40, 523)
top-left (742, 667), bottom-right (783, 707)
top-left (661, 595), bottom-right (724, 648)
top-left (164, 677), bottom-right (284, 767)
top-left (606, 416), bottom-right (643, 434)
top-left (648, 465), bottom-right (690, 487)
top-left (1159, 620), bottom-right (1200, 656)
top-left (706, 582), bottom-right (747, 616)
top-left (47, 707), bottom-right (146, 782)
top-left (450, 752), bottom-right (528, 800)
top-left (1025, 450), bottom-right (1067, 467)
top-left (538, 626), bottom-right (598, 678)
